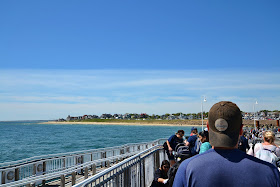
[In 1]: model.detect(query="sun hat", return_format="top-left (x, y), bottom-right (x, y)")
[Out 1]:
top-left (208, 101), bottom-right (242, 148)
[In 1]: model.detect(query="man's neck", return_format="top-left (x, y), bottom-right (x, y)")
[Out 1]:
top-left (212, 146), bottom-right (237, 150)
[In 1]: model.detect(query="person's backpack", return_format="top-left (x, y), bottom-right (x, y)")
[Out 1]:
top-left (175, 144), bottom-right (191, 161)
top-left (163, 142), bottom-right (168, 150)
top-left (167, 161), bottom-right (181, 187)
top-left (167, 144), bottom-right (192, 187)
top-left (255, 144), bottom-right (279, 166)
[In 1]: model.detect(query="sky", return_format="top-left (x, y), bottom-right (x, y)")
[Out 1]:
top-left (0, 1), bottom-right (279, 120)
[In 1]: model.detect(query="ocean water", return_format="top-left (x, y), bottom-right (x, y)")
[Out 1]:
top-left (0, 121), bottom-right (195, 163)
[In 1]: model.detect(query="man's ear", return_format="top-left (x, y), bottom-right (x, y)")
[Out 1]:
top-left (239, 124), bottom-right (244, 135)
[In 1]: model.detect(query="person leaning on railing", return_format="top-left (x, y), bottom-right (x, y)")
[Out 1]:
top-left (166, 130), bottom-right (185, 166)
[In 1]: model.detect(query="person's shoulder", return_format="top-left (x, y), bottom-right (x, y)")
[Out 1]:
top-left (202, 142), bottom-right (212, 148)
top-left (254, 142), bottom-right (262, 147)
top-left (174, 151), bottom-right (214, 186)
top-left (187, 134), bottom-right (197, 141)
top-left (154, 168), bottom-right (161, 175)
top-left (169, 134), bottom-right (176, 139)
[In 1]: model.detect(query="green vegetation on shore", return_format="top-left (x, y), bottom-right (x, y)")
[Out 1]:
top-left (71, 118), bottom-right (192, 124)
top-left (61, 118), bottom-right (279, 127)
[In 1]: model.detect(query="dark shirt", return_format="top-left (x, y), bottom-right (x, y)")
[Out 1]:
top-left (187, 135), bottom-right (198, 155)
top-left (151, 168), bottom-right (168, 187)
top-left (238, 135), bottom-right (250, 152)
top-left (168, 135), bottom-right (183, 150)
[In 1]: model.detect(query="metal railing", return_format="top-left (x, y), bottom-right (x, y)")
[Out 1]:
top-left (73, 145), bottom-right (167, 187)
top-left (0, 138), bottom-right (167, 186)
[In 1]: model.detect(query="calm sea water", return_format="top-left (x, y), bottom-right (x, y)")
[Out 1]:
top-left (0, 121), bottom-right (195, 163)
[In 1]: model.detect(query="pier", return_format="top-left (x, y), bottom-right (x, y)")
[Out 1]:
top-left (0, 139), bottom-right (167, 187)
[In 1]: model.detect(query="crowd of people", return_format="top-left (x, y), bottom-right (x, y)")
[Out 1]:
top-left (151, 101), bottom-right (280, 187)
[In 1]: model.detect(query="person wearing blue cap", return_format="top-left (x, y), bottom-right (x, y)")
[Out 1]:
top-left (185, 127), bottom-right (200, 156)
top-left (190, 127), bottom-right (198, 136)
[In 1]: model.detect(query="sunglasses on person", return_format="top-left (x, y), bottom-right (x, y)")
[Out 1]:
top-left (163, 165), bottom-right (170, 169)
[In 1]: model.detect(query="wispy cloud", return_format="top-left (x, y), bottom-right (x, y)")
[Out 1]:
top-left (0, 69), bottom-right (279, 120)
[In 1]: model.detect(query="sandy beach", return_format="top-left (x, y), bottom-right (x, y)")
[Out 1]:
top-left (41, 121), bottom-right (199, 127)
top-left (41, 119), bottom-right (279, 127)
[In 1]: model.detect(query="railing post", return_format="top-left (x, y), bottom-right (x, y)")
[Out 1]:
top-left (1, 171), bottom-right (5, 184)
top-left (142, 159), bottom-right (146, 187)
top-left (84, 167), bottom-right (89, 179)
top-left (155, 151), bottom-right (160, 169)
top-left (106, 161), bottom-right (110, 168)
top-left (81, 155), bottom-right (84, 164)
top-left (124, 167), bottom-right (130, 186)
top-left (139, 156), bottom-right (142, 187)
top-left (63, 158), bottom-right (66, 169)
top-left (33, 164), bottom-right (36, 176)
top-left (43, 161), bottom-right (46, 173)
top-left (60, 174), bottom-right (65, 187)
top-left (92, 164), bottom-right (96, 175)
top-left (114, 171), bottom-right (119, 187)
top-left (15, 168), bottom-right (19, 181)
top-left (72, 172), bottom-right (76, 185)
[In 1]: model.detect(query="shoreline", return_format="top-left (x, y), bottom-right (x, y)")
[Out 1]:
top-left (40, 119), bottom-right (278, 127)
top-left (40, 121), bottom-right (201, 127)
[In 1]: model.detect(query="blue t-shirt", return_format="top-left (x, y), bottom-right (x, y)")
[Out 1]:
top-left (168, 135), bottom-right (183, 150)
top-left (173, 149), bottom-right (280, 187)
top-left (187, 135), bottom-right (198, 155)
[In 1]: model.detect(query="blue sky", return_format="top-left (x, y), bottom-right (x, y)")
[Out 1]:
top-left (0, 1), bottom-right (279, 120)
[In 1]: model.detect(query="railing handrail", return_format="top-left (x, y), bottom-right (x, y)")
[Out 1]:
top-left (0, 150), bottom-right (141, 187)
top-left (0, 139), bottom-right (167, 186)
top-left (73, 145), bottom-right (161, 187)
top-left (0, 138), bottom-right (167, 168)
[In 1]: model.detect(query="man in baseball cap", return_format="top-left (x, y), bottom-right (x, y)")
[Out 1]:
top-left (173, 101), bottom-right (280, 187)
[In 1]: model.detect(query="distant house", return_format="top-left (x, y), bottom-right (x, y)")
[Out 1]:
top-left (113, 114), bottom-right (123, 119)
top-left (130, 113), bottom-right (139, 119)
top-left (100, 113), bottom-right (112, 119)
top-left (66, 115), bottom-right (73, 121)
top-left (83, 115), bottom-right (98, 119)
top-left (187, 115), bottom-right (194, 120)
top-left (167, 115), bottom-right (176, 120)
top-left (66, 115), bottom-right (83, 121)
top-left (89, 115), bottom-right (99, 119)
top-left (123, 113), bottom-right (131, 119)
